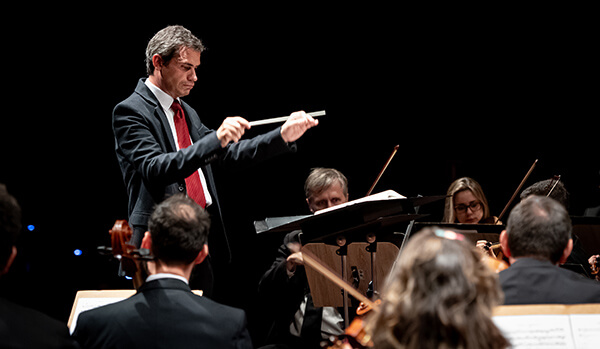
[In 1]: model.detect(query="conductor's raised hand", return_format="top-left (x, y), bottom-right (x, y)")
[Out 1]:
top-left (280, 111), bottom-right (319, 143)
top-left (216, 117), bottom-right (251, 148)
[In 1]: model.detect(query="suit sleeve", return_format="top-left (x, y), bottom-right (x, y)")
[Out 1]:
top-left (220, 127), bottom-right (297, 169)
top-left (233, 312), bottom-right (254, 349)
top-left (258, 231), bottom-right (306, 312)
top-left (113, 102), bottom-right (223, 186)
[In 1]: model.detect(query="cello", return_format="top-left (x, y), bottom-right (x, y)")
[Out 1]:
top-left (98, 219), bottom-right (154, 289)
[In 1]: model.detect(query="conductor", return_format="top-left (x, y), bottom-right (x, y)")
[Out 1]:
top-left (113, 25), bottom-right (318, 296)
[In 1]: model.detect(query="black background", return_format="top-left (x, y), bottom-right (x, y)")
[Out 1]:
top-left (0, 4), bottom-right (598, 344)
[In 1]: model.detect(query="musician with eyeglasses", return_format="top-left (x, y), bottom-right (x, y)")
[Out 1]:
top-left (443, 177), bottom-right (498, 224)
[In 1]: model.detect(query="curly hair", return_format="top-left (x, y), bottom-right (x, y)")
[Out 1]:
top-left (520, 178), bottom-right (569, 209)
top-left (366, 228), bottom-right (508, 349)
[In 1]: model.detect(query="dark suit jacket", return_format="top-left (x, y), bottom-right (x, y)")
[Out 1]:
top-left (499, 257), bottom-right (600, 305)
top-left (72, 278), bottom-right (253, 349)
top-left (258, 230), bottom-right (340, 348)
top-left (0, 297), bottom-right (79, 348)
top-left (113, 79), bottom-right (295, 258)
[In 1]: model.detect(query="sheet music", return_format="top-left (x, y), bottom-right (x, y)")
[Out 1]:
top-left (493, 313), bottom-right (600, 349)
top-left (69, 296), bottom-right (129, 334)
top-left (314, 190), bottom-right (406, 215)
top-left (493, 314), bottom-right (575, 348)
top-left (570, 314), bottom-right (600, 348)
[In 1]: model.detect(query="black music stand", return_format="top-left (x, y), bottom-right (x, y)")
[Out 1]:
top-left (255, 193), bottom-right (445, 326)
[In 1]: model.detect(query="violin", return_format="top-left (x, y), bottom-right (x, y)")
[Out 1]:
top-left (590, 254), bottom-right (599, 281)
top-left (483, 253), bottom-right (509, 273)
top-left (98, 220), bottom-right (154, 289)
top-left (476, 240), bottom-right (509, 272)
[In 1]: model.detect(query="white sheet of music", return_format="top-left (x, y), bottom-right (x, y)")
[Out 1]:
top-left (69, 296), bottom-right (131, 334)
top-left (492, 313), bottom-right (600, 349)
top-left (314, 190), bottom-right (406, 215)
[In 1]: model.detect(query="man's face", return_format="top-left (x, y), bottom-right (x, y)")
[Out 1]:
top-left (156, 47), bottom-right (200, 99)
top-left (306, 182), bottom-right (349, 213)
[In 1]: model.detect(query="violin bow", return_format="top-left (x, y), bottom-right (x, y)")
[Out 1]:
top-left (546, 175), bottom-right (561, 197)
top-left (366, 145), bottom-right (400, 196)
top-left (495, 159), bottom-right (538, 224)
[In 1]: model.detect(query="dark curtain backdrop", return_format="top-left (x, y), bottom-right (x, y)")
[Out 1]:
top-left (0, 5), bottom-right (597, 343)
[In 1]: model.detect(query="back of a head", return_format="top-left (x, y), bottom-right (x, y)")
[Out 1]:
top-left (520, 179), bottom-right (569, 209)
top-left (0, 184), bottom-right (21, 271)
top-left (506, 195), bottom-right (572, 264)
top-left (368, 228), bottom-right (507, 349)
top-left (148, 194), bottom-right (210, 265)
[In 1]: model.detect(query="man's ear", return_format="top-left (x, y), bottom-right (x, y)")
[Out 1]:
top-left (558, 238), bottom-right (573, 264)
top-left (141, 232), bottom-right (152, 250)
top-left (152, 54), bottom-right (164, 72)
top-left (1, 246), bottom-right (17, 276)
top-left (499, 230), bottom-right (512, 258)
top-left (306, 198), bottom-right (314, 213)
top-left (194, 244), bottom-right (209, 265)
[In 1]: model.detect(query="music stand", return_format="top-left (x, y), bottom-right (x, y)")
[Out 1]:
top-left (256, 192), bottom-right (445, 326)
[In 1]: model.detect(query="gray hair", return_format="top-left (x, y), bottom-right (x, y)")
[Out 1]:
top-left (145, 25), bottom-right (206, 76)
top-left (304, 168), bottom-right (348, 199)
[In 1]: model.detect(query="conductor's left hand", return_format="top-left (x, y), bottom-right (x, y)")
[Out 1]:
top-left (280, 111), bottom-right (319, 143)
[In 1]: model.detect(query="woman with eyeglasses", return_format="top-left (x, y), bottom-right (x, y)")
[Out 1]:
top-left (443, 177), bottom-right (498, 224)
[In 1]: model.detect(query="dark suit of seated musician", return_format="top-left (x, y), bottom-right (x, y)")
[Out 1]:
top-left (498, 195), bottom-right (600, 305)
top-left (258, 168), bottom-right (349, 349)
top-left (0, 184), bottom-right (79, 349)
top-left (72, 195), bottom-right (252, 349)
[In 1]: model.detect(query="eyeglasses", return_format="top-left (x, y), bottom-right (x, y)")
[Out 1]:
top-left (454, 201), bottom-right (482, 214)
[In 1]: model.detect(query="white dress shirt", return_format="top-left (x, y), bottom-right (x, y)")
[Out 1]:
top-left (146, 273), bottom-right (189, 285)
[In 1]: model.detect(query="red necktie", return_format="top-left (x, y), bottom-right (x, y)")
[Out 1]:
top-left (171, 100), bottom-right (207, 208)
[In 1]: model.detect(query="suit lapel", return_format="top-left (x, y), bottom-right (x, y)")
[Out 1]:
top-left (154, 107), bottom-right (177, 152)
top-left (134, 79), bottom-right (177, 152)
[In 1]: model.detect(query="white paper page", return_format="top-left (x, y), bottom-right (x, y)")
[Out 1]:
top-left (314, 190), bottom-right (406, 215)
top-left (69, 297), bottom-right (128, 334)
top-left (493, 314), bottom-right (575, 349)
top-left (569, 314), bottom-right (600, 348)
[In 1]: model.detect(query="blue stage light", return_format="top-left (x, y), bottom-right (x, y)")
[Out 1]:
top-left (73, 249), bottom-right (83, 256)
top-left (27, 225), bottom-right (35, 231)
